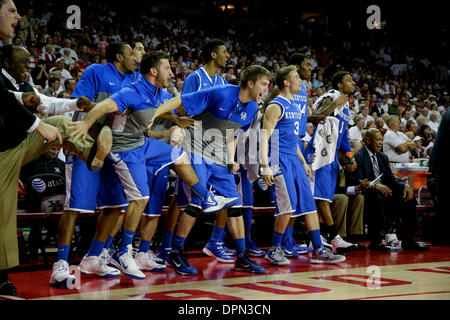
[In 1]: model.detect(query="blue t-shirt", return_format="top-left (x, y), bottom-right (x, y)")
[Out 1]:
top-left (71, 62), bottom-right (129, 121)
top-left (180, 84), bottom-right (258, 166)
top-left (181, 67), bottom-right (227, 95)
top-left (107, 74), bottom-right (173, 152)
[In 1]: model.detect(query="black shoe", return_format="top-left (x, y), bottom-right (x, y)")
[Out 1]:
top-left (0, 280), bottom-right (17, 295)
top-left (369, 242), bottom-right (390, 252)
top-left (402, 240), bottom-right (430, 251)
top-left (235, 251), bottom-right (266, 274)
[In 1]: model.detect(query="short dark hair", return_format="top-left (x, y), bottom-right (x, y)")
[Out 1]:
top-left (201, 39), bottom-right (225, 63)
top-left (48, 77), bottom-right (60, 85)
top-left (140, 51), bottom-right (170, 75)
top-left (105, 42), bottom-right (129, 63)
top-left (239, 65), bottom-right (271, 88)
top-left (331, 71), bottom-right (350, 90)
top-left (288, 53), bottom-right (309, 66)
top-left (275, 65), bottom-right (297, 89)
top-left (64, 78), bottom-right (75, 88)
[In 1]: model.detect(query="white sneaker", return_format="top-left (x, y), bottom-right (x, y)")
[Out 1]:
top-left (331, 235), bottom-right (357, 254)
top-left (135, 251), bottom-right (167, 271)
top-left (79, 253), bottom-right (121, 277)
top-left (110, 244), bottom-right (146, 279)
top-left (385, 234), bottom-right (403, 251)
top-left (49, 259), bottom-right (76, 288)
top-left (309, 235), bottom-right (335, 252)
top-left (203, 194), bottom-right (238, 213)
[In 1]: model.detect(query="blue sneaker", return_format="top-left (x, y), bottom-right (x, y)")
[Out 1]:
top-left (281, 234), bottom-right (299, 258)
top-left (282, 247), bottom-right (300, 258)
top-left (246, 239), bottom-right (266, 257)
top-left (165, 248), bottom-right (198, 275)
top-left (109, 245), bottom-right (145, 280)
top-left (235, 251), bottom-right (266, 273)
top-left (265, 246), bottom-right (290, 265)
top-left (203, 241), bottom-right (235, 263)
top-left (155, 246), bottom-right (171, 265)
top-left (202, 190), bottom-right (239, 213)
top-left (294, 243), bottom-right (313, 255)
top-left (223, 245), bottom-right (236, 256)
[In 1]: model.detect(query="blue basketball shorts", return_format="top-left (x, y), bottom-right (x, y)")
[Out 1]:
top-left (143, 164), bottom-right (170, 216)
top-left (272, 152), bottom-right (316, 217)
top-left (64, 154), bottom-right (101, 212)
top-left (177, 153), bottom-right (241, 212)
top-left (309, 157), bottom-right (339, 203)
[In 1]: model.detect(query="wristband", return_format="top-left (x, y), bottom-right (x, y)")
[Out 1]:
top-left (260, 166), bottom-right (273, 176)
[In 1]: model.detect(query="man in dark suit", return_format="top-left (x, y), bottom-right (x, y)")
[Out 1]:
top-left (428, 108), bottom-right (450, 245)
top-left (355, 128), bottom-right (428, 251)
top-left (0, 0), bottom-right (112, 296)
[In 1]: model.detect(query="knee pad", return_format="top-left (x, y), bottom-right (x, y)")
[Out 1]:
top-left (227, 207), bottom-right (242, 218)
top-left (184, 205), bottom-right (202, 219)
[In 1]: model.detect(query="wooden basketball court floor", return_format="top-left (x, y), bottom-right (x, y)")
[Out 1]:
top-left (2, 245), bottom-right (450, 301)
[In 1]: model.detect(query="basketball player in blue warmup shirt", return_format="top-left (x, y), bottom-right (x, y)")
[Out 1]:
top-left (50, 42), bottom-right (137, 287)
top-left (69, 52), bottom-right (222, 279)
top-left (156, 39), bottom-right (234, 264)
top-left (147, 65), bottom-right (272, 275)
top-left (261, 65), bottom-right (346, 265)
top-left (305, 70), bottom-right (358, 251)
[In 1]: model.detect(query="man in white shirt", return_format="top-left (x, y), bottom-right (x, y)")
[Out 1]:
top-left (0, 45), bottom-right (89, 115)
top-left (359, 104), bottom-right (374, 127)
top-left (427, 111), bottom-right (440, 133)
top-left (401, 109), bottom-right (416, 125)
top-left (348, 115), bottom-right (364, 141)
top-left (383, 115), bottom-right (415, 163)
top-left (58, 38), bottom-right (78, 62)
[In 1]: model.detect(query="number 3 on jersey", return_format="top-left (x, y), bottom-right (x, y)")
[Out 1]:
top-left (294, 121), bottom-right (300, 135)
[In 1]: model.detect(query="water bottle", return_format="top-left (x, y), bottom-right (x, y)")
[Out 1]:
top-left (346, 152), bottom-right (355, 165)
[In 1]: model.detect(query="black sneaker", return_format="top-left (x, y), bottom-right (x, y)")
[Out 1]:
top-left (235, 251), bottom-right (266, 273)
top-left (165, 248), bottom-right (198, 275)
top-left (0, 280), bottom-right (17, 295)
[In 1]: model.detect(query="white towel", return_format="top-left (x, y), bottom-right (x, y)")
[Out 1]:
top-left (311, 116), bottom-right (340, 171)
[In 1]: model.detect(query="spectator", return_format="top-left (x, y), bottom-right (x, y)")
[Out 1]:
top-left (17, 8), bottom-right (37, 41)
top-left (410, 136), bottom-right (426, 158)
top-left (401, 109), bottom-right (416, 125)
top-left (416, 115), bottom-right (427, 130)
top-left (427, 111), bottom-right (440, 133)
top-left (359, 104), bottom-right (374, 128)
top-left (372, 98), bottom-right (386, 117)
top-left (42, 76), bottom-right (60, 97)
top-left (419, 124), bottom-right (433, 147)
top-left (383, 115), bottom-right (415, 163)
top-left (30, 59), bottom-right (48, 88)
top-left (58, 38), bottom-right (78, 62)
top-left (63, 78), bottom-right (76, 97)
top-left (388, 98), bottom-right (400, 115)
top-left (375, 117), bottom-right (387, 135)
top-left (49, 58), bottom-right (72, 89)
top-left (348, 115), bottom-right (364, 141)
top-left (40, 43), bottom-right (56, 63)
